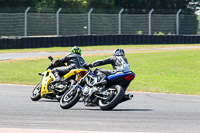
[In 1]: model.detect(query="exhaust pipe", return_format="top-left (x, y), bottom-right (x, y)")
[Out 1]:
top-left (120, 93), bottom-right (134, 103)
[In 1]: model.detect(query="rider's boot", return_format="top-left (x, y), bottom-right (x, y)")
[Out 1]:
top-left (94, 79), bottom-right (107, 94)
top-left (94, 79), bottom-right (107, 87)
top-left (52, 72), bottom-right (61, 84)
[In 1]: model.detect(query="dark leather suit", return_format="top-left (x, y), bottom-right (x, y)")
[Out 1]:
top-left (52, 53), bottom-right (85, 78)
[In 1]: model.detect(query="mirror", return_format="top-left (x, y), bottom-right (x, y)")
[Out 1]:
top-left (48, 56), bottom-right (53, 62)
top-left (38, 72), bottom-right (42, 75)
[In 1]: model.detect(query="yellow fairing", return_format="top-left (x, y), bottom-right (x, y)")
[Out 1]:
top-left (40, 68), bottom-right (87, 97)
top-left (63, 68), bottom-right (87, 80)
top-left (41, 70), bottom-right (54, 97)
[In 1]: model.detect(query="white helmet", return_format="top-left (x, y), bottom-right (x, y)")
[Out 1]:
top-left (113, 48), bottom-right (125, 56)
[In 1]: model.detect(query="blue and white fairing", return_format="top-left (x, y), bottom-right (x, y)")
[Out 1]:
top-left (106, 71), bottom-right (135, 87)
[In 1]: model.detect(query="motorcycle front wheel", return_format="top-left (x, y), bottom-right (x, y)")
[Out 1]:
top-left (31, 82), bottom-right (42, 101)
top-left (60, 86), bottom-right (81, 109)
top-left (56, 79), bottom-right (76, 102)
top-left (99, 85), bottom-right (124, 110)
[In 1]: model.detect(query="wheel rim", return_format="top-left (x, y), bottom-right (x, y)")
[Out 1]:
top-left (62, 88), bottom-right (76, 103)
top-left (63, 93), bottom-right (73, 102)
top-left (101, 89), bottom-right (117, 105)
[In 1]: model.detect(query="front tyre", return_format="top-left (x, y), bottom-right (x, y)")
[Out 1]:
top-left (31, 82), bottom-right (42, 101)
top-left (60, 86), bottom-right (80, 109)
top-left (99, 85), bottom-right (124, 110)
top-left (56, 79), bottom-right (76, 102)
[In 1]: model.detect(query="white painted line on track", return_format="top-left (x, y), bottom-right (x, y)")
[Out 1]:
top-left (0, 83), bottom-right (35, 87)
top-left (0, 128), bottom-right (157, 133)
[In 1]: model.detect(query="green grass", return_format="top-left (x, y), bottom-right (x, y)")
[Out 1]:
top-left (0, 49), bottom-right (200, 95)
top-left (0, 44), bottom-right (199, 53)
top-left (132, 50), bottom-right (200, 95)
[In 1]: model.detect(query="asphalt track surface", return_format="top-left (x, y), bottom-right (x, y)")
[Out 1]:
top-left (0, 84), bottom-right (200, 133)
top-left (1, 46), bottom-right (200, 61)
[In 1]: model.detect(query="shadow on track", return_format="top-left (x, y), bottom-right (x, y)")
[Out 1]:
top-left (70, 108), bottom-right (153, 112)
top-left (112, 108), bottom-right (153, 111)
top-left (39, 100), bottom-right (58, 102)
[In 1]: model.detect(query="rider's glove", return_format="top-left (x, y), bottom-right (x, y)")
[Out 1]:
top-left (87, 63), bottom-right (93, 68)
top-left (84, 63), bottom-right (93, 69)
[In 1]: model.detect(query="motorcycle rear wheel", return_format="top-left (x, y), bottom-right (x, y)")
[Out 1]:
top-left (60, 86), bottom-right (81, 109)
top-left (99, 85), bottom-right (124, 110)
top-left (31, 82), bottom-right (42, 101)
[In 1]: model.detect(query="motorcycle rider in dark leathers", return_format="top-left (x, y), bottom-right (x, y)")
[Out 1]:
top-left (52, 46), bottom-right (85, 83)
top-left (86, 48), bottom-right (134, 102)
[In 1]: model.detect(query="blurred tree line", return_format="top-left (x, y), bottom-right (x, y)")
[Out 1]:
top-left (0, 0), bottom-right (191, 9)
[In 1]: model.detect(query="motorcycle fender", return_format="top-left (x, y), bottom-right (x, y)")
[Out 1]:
top-left (41, 70), bottom-right (54, 97)
top-left (63, 68), bottom-right (87, 79)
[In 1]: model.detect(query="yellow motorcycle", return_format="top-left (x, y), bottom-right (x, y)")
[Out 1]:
top-left (31, 56), bottom-right (87, 101)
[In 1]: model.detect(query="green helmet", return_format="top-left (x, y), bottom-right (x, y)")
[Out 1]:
top-left (71, 46), bottom-right (82, 55)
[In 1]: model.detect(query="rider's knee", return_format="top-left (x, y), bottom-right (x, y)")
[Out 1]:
top-left (52, 68), bottom-right (58, 73)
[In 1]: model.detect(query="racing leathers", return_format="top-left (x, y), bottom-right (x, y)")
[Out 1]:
top-left (52, 53), bottom-right (85, 82)
top-left (89, 55), bottom-right (130, 75)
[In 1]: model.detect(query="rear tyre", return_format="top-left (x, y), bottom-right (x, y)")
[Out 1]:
top-left (31, 82), bottom-right (42, 101)
top-left (99, 85), bottom-right (124, 110)
top-left (60, 86), bottom-right (81, 109)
